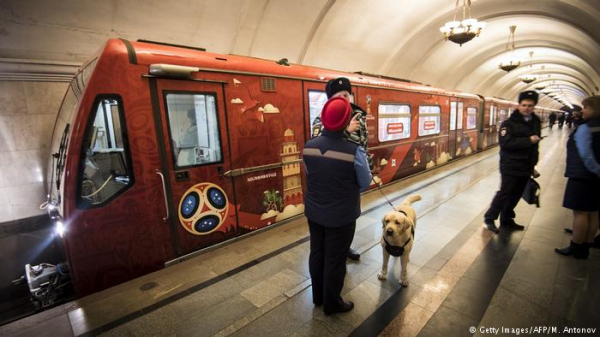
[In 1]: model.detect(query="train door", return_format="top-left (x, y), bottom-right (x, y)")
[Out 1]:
top-left (153, 79), bottom-right (238, 256)
top-left (448, 98), bottom-right (464, 158)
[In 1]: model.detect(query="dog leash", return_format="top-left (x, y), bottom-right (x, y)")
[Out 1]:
top-left (372, 177), bottom-right (396, 211)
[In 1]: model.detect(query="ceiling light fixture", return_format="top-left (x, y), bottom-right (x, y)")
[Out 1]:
top-left (520, 51), bottom-right (537, 84)
top-left (440, 0), bottom-right (486, 46)
top-left (498, 26), bottom-right (520, 72)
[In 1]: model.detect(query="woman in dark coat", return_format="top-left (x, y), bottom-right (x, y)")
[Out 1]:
top-left (555, 95), bottom-right (600, 259)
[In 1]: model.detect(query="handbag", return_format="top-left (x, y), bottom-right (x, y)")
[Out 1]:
top-left (522, 178), bottom-right (541, 207)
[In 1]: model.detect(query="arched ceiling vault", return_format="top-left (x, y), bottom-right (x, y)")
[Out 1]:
top-left (440, 43), bottom-right (597, 93)
top-left (475, 62), bottom-right (593, 96)
top-left (392, 15), bottom-right (598, 104)
top-left (0, 0), bottom-right (598, 107)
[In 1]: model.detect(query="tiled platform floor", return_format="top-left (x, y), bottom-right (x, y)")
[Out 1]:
top-left (2, 127), bottom-right (599, 337)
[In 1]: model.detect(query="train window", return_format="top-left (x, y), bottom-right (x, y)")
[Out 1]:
top-left (308, 91), bottom-right (327, 137)
top-left (378, 103), bottom-right (411, 142)
top-left (78, 96), bottom-right (133, 208)
top-left (450, 102), bottom-right (457, 130)
top-left (457, 102), bottom-right (464, 129)
top-left (451, 102), bottom-right (464, 130)
top-left (490, 105), bottom-right (496, 126)
top-left (418, 105), bottom-right (441, 137)
top-left (466, 107), bottom-right (477, 129)
top-left (308, 90), bottom-right (355, 138)
top-left (499, 109), bottom-right (508, 123)
top-left (166, 93), bottom-right (223, 167)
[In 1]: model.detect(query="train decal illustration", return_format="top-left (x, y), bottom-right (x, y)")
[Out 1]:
top-left (178, 182), bottom-right (229, 235)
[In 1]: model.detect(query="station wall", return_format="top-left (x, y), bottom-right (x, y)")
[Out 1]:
top-left (0, 81), bottom-right (67, 222)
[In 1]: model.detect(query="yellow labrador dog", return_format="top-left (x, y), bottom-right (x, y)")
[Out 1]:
top-left (377, 194), bottom-right (421, 287)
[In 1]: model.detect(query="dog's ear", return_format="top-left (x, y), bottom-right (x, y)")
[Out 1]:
top-left (403, 218), bottom-right (414, 232)
top-left (381, 215), bottom-right (386, 228)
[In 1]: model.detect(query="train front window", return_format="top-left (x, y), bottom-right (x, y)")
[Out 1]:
top-left (49, 58), bottom-right (99, 206)
top-left (378, 103), bottom-right (411, 142)
top-left (165, 93), bottom-right (223, 167)
top-left (418, 105), bottom-right (441, 136)
top-left (78, 96), bottom-right (133, 208)
top-left (50, 86), bottom-right (78, 195)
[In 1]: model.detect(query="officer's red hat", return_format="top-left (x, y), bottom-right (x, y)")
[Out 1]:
top-left (321, 97), bottom-right (352, 132)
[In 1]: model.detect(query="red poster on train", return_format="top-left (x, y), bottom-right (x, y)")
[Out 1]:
top-left (387, 123), bottom-right (404, 134)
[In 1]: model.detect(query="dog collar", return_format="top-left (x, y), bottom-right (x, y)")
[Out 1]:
top-left (383, 210), bottom-right (415, 257)
top-left (383, 228), bottom-right (414, 257)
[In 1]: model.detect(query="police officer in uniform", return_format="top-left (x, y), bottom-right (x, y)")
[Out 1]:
top-left (303, 97), bottom-right (371, 315)
top-left (312, 77), bottom-right (371, 260)
top-left (484, 91), bottom-right (542, 233)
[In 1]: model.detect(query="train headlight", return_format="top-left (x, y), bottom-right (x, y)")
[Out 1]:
top-left (56, 220), bottom-right (65, 237)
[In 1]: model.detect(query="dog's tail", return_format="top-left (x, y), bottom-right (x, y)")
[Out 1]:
top-left (402, 194), bottom-right (422, 206)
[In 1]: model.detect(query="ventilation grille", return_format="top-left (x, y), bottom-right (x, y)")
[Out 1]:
top-left (260, 77), bottom-right (276, 92)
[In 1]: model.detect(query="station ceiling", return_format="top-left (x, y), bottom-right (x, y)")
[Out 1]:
top-left (1, 0), bottom-right (598, 108)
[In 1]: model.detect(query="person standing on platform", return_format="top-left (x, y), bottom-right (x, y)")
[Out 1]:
top-left (312, 77), bottom-right (372, 261)
top-left (484, 90), bottom-right (542, 233)
top-left (555, 95), bottom-right (600, 259)
top-left (302, 96), bottom-right (371, 315)
top-left (549, 111), bottom-right (557, 130)
top-left (566, 113), bottom-right (574, 128)
top-left (558, 112), bottom-right (566, 129)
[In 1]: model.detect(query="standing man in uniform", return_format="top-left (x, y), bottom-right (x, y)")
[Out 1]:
top-left (303, 97), bottom-right (371, 315)
top-left (484, 91), bottom-right (542, 233)
top-left (312, 77), bottom-right (372, 260)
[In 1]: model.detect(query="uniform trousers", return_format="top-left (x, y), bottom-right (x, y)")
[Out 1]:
top-left (484, 174), bottom-right (529, 225)
top-left (308, 219), bottom-right (356, 312)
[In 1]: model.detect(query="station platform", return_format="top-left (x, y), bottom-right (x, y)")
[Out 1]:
top-left (1, 127), bottom-right (599, 337)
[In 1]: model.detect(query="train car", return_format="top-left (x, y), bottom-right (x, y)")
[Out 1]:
top-left (46, 39), bottom-right (512, 297)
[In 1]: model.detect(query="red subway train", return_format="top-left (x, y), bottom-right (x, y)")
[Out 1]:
top-left (45, 39), bottom-right (555, 297)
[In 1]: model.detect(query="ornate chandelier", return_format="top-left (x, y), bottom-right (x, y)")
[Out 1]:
top-left (440, 0), bottom-right (486, 46)
top-left (498, 26), bottom-right (520, 72)
top-left (520, 51), bottom-right (537, 84)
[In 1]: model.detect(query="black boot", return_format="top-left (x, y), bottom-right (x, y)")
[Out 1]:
top-left (502, 222), bottom-right (525, 230)
top-left (576, 243), bottom-right (590, 260)
top-left (555, 241), bottom-right (588, 260)
top-left (347, 247), bottom-right (360, 261)
top-left (592, 235), bottom-right (600, 249)
top-left (484, 219), bottom-right (499, 234)
top-left (324, 300), bottom-right (354, 315)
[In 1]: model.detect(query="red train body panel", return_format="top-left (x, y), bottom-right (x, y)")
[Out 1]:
top-left (46, 39), bottom-right (549, 297)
